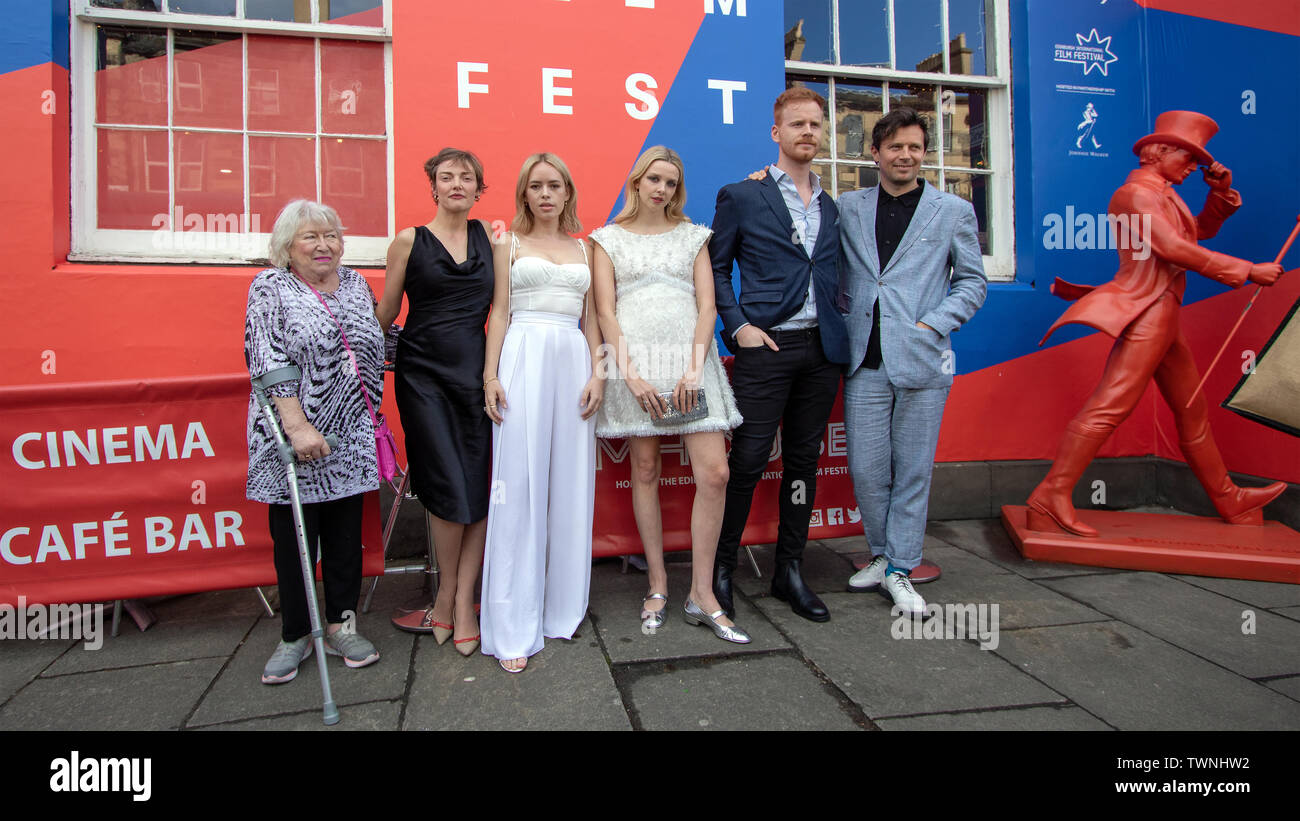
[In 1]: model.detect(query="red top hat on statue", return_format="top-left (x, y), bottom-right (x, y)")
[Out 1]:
top-left (1132, 110), bottom-right (1219, 164)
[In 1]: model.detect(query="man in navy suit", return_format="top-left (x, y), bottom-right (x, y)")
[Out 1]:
top-left (838, 108), bottom-right (987, 615)
top-left (708, 87), bottom-right (849, 623)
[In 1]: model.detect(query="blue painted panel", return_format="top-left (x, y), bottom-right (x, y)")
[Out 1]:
top-left (0, 0), bottom-right (68, 75)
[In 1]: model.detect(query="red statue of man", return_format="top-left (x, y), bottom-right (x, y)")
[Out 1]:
top-left (1028, 110), bottom-right (1285, 537)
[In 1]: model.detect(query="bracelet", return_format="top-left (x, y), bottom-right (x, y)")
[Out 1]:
top-left (483, 377), bottom-right (499, 389)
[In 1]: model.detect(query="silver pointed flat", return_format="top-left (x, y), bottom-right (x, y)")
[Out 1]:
top-left (683, 598), bottom-right (751, 644)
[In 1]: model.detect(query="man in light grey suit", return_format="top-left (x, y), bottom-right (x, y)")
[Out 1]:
top-left (838, 108), bottom-right (987, 616)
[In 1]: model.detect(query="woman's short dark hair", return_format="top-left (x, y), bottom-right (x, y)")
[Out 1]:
top-left (423, 147), bottom-right (487, 193)
top-left (871, 107), bottom-right (929, 152)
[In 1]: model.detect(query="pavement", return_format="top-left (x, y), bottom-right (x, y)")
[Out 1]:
top-left (3, 514), bottom-right (1299, 732)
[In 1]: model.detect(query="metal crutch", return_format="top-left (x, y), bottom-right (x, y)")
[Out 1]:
top-left (251, 365), bottom-right (341, 726)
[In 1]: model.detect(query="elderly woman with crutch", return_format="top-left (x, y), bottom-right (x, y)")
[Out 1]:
top-left (245, 200), bottom-right (383, 696)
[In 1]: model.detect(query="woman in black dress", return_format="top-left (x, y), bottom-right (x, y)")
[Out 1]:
top-left (377, 148), bottom-right (494, 656)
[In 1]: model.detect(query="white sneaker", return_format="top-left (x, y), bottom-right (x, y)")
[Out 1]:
top-left (847, 555), bottom-right (889, 592)
top-left (881, 571), bottom-right (926, 617)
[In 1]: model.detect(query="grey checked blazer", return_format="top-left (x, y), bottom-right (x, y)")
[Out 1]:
top-left (837, 183), bottom-right (988, 387)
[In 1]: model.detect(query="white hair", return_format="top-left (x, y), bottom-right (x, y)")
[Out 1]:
top-left (268, 200), bottom-right (346, 268)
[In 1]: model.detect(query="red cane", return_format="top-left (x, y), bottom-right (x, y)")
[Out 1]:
top-left (1185, 215), bottom-right (1300, 408)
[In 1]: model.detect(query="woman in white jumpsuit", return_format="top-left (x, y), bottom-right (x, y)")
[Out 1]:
top-left (480, 153), bottom-right (604, 673)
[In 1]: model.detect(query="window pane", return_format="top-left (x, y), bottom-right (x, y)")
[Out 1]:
top-left (784, 76), bottom-right (831, 159)
top-left (888, 83), bottom-right (938, 161)
top-left (894, 0), bottom-right (943, 72)
top-left (170, 0), bottom-right (236, 16)
top-left (784, 0), bottom-right (832, 63)
top-left (321, 40), bottom-right (386, 135)
top-left (948, 0), bottom-right (990, 75)
top-left (96, 25), bottom-right (167, 126)
top-left (250, 136), bottom-right (317, 233)
top-left (848, 165), bottom-right (879, 193)
top-left (942, 170), bottom-right (990, 253)
top-left (943, 87), bottom-right (987, 169)
top-left (835, 79), bottom-right (882, 159)
top-left (174, 131), bottom-right (244, 224)
top-left (246, 0), bottom-right (300, 22)
top-left (838, 1), bottom-right (889, 68)
top-left (173, 30), bottom-right (242, 130)
top-left (247, 35), bottom-right (315, 133)
top-left (322, 138), bottom-right (386, 235)
top-left (321, 0), bottom-right (384, 26)
top-left (810, 162), bottom-right (833, 197)
top-left (91, 0), bottom-right (160, 9)
top-left (97, 128), bottom-right (169, 230)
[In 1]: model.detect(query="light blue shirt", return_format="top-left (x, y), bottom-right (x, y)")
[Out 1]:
top-left (768, 165), bottom-right (820, 330)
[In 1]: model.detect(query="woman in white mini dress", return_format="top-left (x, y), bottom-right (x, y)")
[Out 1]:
top-left (590, 146), bottom-right (749, 644)
top-left (480, 153), bottom-right (604, 674)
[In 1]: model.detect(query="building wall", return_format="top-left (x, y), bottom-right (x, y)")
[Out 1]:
top-left (2, 0), bottom-right (1297, 486)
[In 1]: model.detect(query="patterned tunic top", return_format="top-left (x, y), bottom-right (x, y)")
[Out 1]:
top-left (244, 265), bottom-right (383, 504)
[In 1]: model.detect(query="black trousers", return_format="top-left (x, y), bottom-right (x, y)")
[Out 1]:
top-left (717, 327), bottom-right (842, 570)
top-left (268, 493), bottom-right (364, 642)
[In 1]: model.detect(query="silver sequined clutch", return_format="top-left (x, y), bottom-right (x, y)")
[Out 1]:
top-left (651, 389), bottom-right (708, 426)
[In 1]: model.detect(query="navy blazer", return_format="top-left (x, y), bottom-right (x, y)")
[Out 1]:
top-left (709, 176), bottom-right (849, 364)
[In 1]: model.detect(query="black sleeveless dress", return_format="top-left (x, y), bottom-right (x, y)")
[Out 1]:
top-left (394, 222), bottom-right (494, 523)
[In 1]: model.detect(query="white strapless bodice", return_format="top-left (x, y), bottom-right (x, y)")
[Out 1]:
top-left (509, 256), bottom-right (590, 318)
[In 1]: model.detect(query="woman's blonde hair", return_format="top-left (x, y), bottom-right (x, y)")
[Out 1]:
top-left (613, 145), bottom-right (688, 225)
top-left (510, 152), bottom-right (582, 235)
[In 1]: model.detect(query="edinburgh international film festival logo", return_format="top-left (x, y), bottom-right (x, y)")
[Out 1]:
top-left (1054, 28), bottom-right (1118, 77)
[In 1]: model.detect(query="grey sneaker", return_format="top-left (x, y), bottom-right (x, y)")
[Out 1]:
top-left (324, 630), bottom-right (380, 668)
top-left (262, 636), bottom-right (312, 685)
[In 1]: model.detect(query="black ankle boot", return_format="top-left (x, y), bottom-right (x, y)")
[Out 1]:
top-left (712, 563), bottom-right (735, 620)
top-left (771, 560), bottom-right (829, 622)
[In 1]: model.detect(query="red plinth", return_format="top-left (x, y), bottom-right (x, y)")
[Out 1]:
top-left (1001, 505), bottom-right (1300, 584)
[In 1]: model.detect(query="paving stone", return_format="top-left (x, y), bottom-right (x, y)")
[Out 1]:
top-left (403, 617), bottom-right (630, 731)
top-left (912, 543), bottom-right (1014, 579)
top-left (876, 705), bottom-right (1111, 731)
top-left (821, 535), bottom-right (865, 556)
top-left (992, 621), bottom-right (1300, 730)
top-left (1274, 606), bottom-right (1300, 623)
top-left (756, 592), bottom-right (1063, 719)
top-left (918, 554), bottom-right (1108, 630)
top-left (1264, 676), bottom-right (1300, 703)
top-left (927, 518), bottom-right (1125, 579)
top-left (623, 653), bottom-right (861, 731)
top-left (733, 541), bottom-right (856, 598)
top-left (1040, 573), bottom-right (1300, 679)
top-left (1171, 575), bottom-right (1300, 609)
top-left (197, 699), bottom-right (402, 731)
top-left (0, 638), bottom-right (75, 706)
top-left (47, 591), bottom-right (261, 675)
top-left (187, 607), bottom-right (415, 727)
top-left (0, 658), bottom-right (224, 730)
top-left (586, 561), bottom-right (789, 664)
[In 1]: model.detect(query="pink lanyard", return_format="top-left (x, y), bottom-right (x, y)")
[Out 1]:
top-left (297, 270), bottom-right (381, 427)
